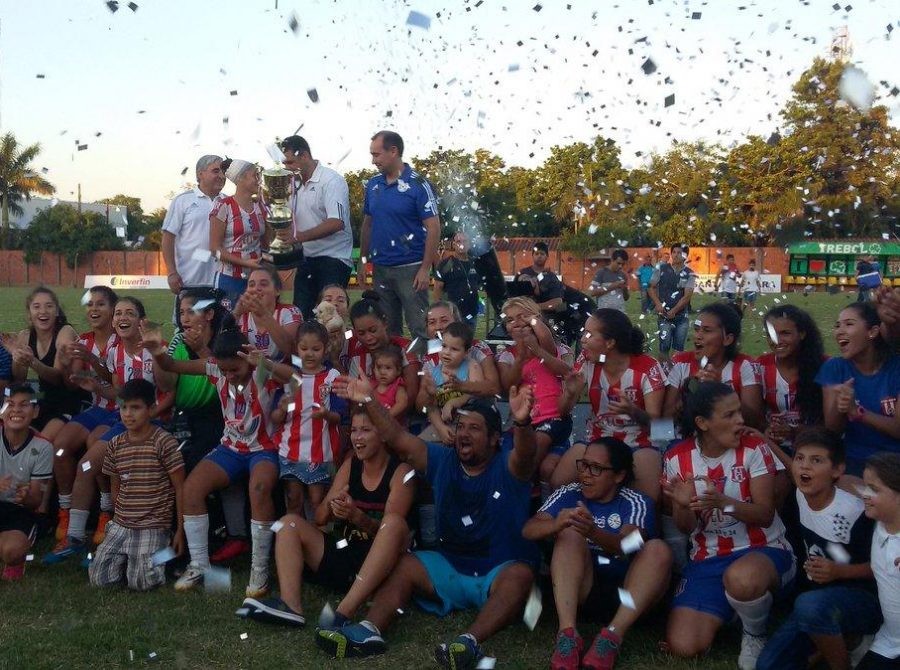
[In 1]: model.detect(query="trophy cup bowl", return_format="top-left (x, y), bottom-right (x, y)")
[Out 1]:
top-left (261, 167), bottom-right (303, 269)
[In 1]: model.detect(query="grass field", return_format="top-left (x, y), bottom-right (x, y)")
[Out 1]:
top-left (0, 286), bottom-right (859, 669)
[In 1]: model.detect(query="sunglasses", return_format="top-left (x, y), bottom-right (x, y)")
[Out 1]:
top-left (575, 459), bottom-right (617, 477)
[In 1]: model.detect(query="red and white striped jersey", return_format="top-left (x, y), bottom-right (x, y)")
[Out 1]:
top-left (238, 303), bottom-right (303, 361)
top-left (79, 331), bottom-right (119, 410)
top-left (210, 196), bottom-right (266, 279)
top-left (666, 352), bottom-right (760, 396)
top-left (272, 368), bottom-right (341, 463)
top-left (344, 335), bottom-right (419, 380)
top-left (755, 352), bottom-right (801, 429)
top-left (575, 353), bottom-right (666, 448)
top-left (664, 434), bottom-right (790, 561)
top-left (420, 338), bottom-right (493, 368)
top-left (106, 341), bottom-right (170, 413)
top-left (205, 360), bottom-right (278, 453)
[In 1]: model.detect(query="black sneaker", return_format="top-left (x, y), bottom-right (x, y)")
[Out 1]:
top-left (316, 622), bottom-right (386, 658)
top-left (434, 635), bottom-right (484, 670)
top-left (243, 597), bottom-right (306, 628)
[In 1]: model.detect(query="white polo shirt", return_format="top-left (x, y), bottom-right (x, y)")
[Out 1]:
top-left (871, 522), bottom-right (900, 659)
top-left (162, 188), bottom-right (221, 286)
top-left (290, 162), bottom-right (352, 266)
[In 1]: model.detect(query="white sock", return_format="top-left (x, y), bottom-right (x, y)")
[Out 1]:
top-left (99, 492), bottom-right (113, 513)
top-left (58, 494), bottom-right (72, 510)
top-left (67, 509), bottom-right (90, 542)
top-left (250, 520), bottom-right (273, 572)
top-left (221, 483), bottom-right (248, 538)
top-left (183, 514), bottom-right (210, 568)
top-left (726, 591), bottom-right (773, 637)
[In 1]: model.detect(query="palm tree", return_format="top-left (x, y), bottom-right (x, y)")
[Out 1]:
top-left (0, 132), bottom-right (55, 248)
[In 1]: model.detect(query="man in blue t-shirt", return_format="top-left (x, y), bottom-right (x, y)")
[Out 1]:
top-left (359, 131), bottom-right (440, 346)
top-left (637, 256), bottom-right (655, 313)
top-left (0, 346), bottom-right (12, 398)
top-left (321, 377), bottom-right (539, 669)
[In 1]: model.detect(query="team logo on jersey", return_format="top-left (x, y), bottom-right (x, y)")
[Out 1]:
top-left (882, 397), bottom-right (896, 417)
top-left (607, 513), bottom-right (622, 529)
top-left (624, 388), bottom-right (639, 403)
top-left (396, 178), bottom-right (410, 193)
top-left (648, 365), bottom-right (665, 387)
top-left (319, 383), bottom-right (331, 403)
top-left (255, 332), bottom-right (270, 351)
top-left (730, 466), bottom-right (748, 483)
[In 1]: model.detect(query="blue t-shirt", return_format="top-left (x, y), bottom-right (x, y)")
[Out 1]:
top-left (424, 441), bottom-right (539, 576)
top-left (539, 483), bottom-right (656, 556)
top-left (637, 264), bottom-right (655, 289)
top-left (815, 355), bottom-right (900, 475)
top-left (0, 346), bottom-right (11, 383)
top-left (364, 164), bottom-right (439, 267)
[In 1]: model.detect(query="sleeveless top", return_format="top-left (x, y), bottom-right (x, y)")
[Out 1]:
top-left (28, 329), bottom-right (87, 418)
top-left (335, 454), bottom-right (400, 547)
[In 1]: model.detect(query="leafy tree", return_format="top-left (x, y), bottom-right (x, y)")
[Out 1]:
top-left (0, 132), bottom-right (55, 249)
top-left (21, 204), bottom-right (123, 267)
top-left (343, 168), bottom-right (377, 245)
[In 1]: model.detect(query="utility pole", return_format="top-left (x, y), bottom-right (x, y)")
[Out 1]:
top-left (77, 183), bottom-right (82, 220)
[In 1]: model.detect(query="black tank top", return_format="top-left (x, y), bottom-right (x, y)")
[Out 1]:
top-left (28, 329), bottom-right (87, 418)
top-left (336, 454), bottom-right (400, 547)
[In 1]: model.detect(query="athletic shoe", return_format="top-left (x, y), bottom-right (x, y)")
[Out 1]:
top-left (581, 628), bottom-right (621, 670)
top-left (434, 634), bottom-right (483, 670)
top-left (737, 632), bottom-right (767, 670)
top-left (1, 563), bottom-right (25, 581)
top-left (245, 566), bottom-right (269, 598)
top-left (242, 597), bottom-right (305, 627)
top-left (55, 508), bottom-right (70, 542)
top-left (850, 634), bottom-right (874, 668)
top-left (316, 622), bottom-right (386, 658)
top-left (174, 564), bottom-right (205, 592)
top-left (210, 538), bottom-right (250, 564)
top-left (550, 628), bottom-right (584, 670)
top-left (92, 512), bottom-right (112, 546)
top-left (42, 537), bottom-right (87, 565)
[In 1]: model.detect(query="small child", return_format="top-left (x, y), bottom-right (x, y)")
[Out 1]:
top-left (856, 452), bottom-right (900, 670)
top-left (0, 383), bottom-right (53, 581)
top-left (758, 427), bottom-right (879, 670)
top-left (271, 322), bottom-right (343, 517)
top-left (371, 346), bottom-right (409, 421)
top-left (88, 379), bottom-right (185, 592)
top-left (417, 322), bottom-right (484, 444)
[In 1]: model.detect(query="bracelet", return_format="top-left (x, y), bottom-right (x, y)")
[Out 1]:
top-left (848, 405), bottom-right (866, 422)
top-left (513, 418), bottom-right (533, 428)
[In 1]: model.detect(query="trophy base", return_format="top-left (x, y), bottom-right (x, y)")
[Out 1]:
top-left (262, 244), bottom-right (304, 270)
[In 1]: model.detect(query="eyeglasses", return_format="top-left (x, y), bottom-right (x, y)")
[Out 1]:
top-left (575, 459), bottom-right (616, 477)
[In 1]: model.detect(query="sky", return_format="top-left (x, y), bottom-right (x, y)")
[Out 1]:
top-left (1, 0), bottom-right (897, 211)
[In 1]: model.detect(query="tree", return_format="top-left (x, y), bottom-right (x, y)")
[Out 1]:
top-left (0, 132), bottom-right (55, 249)
top-left (21, 204), bottom-right (124, 267)
top-left (343, 168), bottom-right (377, 245)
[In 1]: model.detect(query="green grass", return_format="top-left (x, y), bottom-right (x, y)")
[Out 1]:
top-left (0, 287), bottom-right (857, 669)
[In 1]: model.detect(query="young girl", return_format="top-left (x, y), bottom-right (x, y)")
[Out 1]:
top-left (148, 326), bottom-right (288, 598)
top-left (371, 346), bottom-right (409, 421)
top-left (424, 300), bottom-right (500, 398)
top-left (210, 158), bottom-right (267, 309)
top-left (756, 305), bottom-right (825, 460)
top-left (554, 308), bottom-right (666, 502)
top-left (663, 382), bottom-right (793, 670)
top-left (418, 321), bottom-right (484, 444)
top-left (496, 296), bottom-right (573, 483)
top-left (234, 265), bottom-right (302, 362)
top-left (663, 301), bottom-right (764, 430)
top-left (271, 322), bottom-right (343, 517)
top-left (48, 285), bottom-right (118, 539)
top-left (857, 453), bottom-right (900, 669)
top-left (817, 303), bottom-right (900, 482)
top-left (44, 297), bottom-right (173, 562)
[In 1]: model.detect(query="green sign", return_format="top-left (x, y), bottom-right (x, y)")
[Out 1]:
top-left (788, 240), bottom-right (900, 255)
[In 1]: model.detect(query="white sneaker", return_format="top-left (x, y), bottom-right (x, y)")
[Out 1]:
top-left (737, 632), bottom-right (767, 670)
top-left (245, 566), bottom-right (269, 598)
top-left (174, 564), bottom-right (205, 592)
top-left (850, 634), bottom-right (874, 668)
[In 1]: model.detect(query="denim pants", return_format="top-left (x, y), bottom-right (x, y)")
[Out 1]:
top-left (657, 312), bottom-right (689, 353)
top-left (291, 255), bottom-right (352, 320)
top-left (756, 586), bottom-right (883, 670)
top-left (372, 262), bottom-right (429, 342)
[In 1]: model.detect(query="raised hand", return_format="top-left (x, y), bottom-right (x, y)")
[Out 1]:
top-left (562, 369), bottom-right (586, 399)
top-left (663, 475), bottom-right (696, 508)
top-left (509, 384), bottom-right (535, 423)
top-left (332, 374), bottom-right (374, 403)
top-left (139, 321), bottom-right (165, 355)
top-left (834, 378), bottom-right (856, 415)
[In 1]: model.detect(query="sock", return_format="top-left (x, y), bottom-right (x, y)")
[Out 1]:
top-left (99, 492), bottom-right (113, 513)
top-left (58, 494), bottom-right (72, 510)
top-left (250, 520), bottom-right (273, 572)
top-left (360, 620), bottom-right (381, 636)
top-left (67, 509), bottom-right (90, 542)
top-left (183, 514), bottom-right (210, 568)
top-left (726, 591), bottom-right (773, 637)
top-left (221, 483), bottom-right (248, 538)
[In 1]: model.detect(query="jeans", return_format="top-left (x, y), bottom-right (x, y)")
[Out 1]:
top-left (640, 288), bottom-right (653, 313)
top-left (658, 312), bottom-right (689, 354)
top-left (291, 255), bottom-right (352, 321)
top-left (372, 262), bottom-right (429, 342)
top-left (757, 586), bottom-right (883, 670)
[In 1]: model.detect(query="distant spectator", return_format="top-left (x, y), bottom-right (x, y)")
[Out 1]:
top-left (715, 254), bottom-right (741, 303)
top-left (589, 249), bottom-right (630, 312)
top-left (434, 230), bottom-right (481, 329)
top-left (856, 255), bottom-right (882, 303)
top-left (740, 259), bottom-right (761, 308)
top-left (648, 244), bottom-right (697, 362)
top-left (637, 256), bottom-right (655, 313)
top-left (515, 242), bottom-right (565, 323)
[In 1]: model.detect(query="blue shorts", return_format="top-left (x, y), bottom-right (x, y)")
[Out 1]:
top-left (279, 458), bottom-right (333, 486)
top-left (100, 419), bottom-right (166, 443)
top-left (204, 445), bottom-right (278, 483)
top-left (534, 417), bottom-right (573, 456)
top-left (673, 546), bottom-right (795, 621)
top-left (413, 550), bottom-right (524, 617)
top-left (71, 406), bottom-right (119, 433)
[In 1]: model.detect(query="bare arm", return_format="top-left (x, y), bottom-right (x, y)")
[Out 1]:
top-left (168, 466), bottom-right (186, 553)
top-left (506, 384), bottom-right (538, 481)
top-left (822, 386), bottom-right (848, 434)
top-left (420, 216), bottom-right (440, 274)
top-left (316, 459), bottom-right (352, 526)
top-left (739, 384), bottom-right (765, 430)
top-left (162, 231), bottom-right (183, 294)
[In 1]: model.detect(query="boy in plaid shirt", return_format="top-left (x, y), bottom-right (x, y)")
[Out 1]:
top-left (89, 379), bottom-right (185, 591)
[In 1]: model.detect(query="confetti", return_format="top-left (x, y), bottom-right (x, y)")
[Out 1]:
top-left (699, 356), bottom-right (709, 369)
top-left (403, 470), bottom-right (417, 485)
top-left (461, 515), bottom-right (473, 527)
top-left (56, 449), bottom-right (65, 457)
top-left (618, 587), bottom-right (636, 609)
top-left (318, 601), bottom-right (335, 628)
top-left (307, 88), bottom-right (319, 103)
top-left (81, 290), bottom-right (92, 306)
top-left (191, 299), bottom-right (215, 312)
top-left (765, 320), bottom-right (779, 344)
top-left (694, 319), bottom-right (703, 327)
top-left (596, 555), bottom-right (610, 566)
top-left (288, 13), bottom-right (300, 34)
top-left (641, 58), bottom-right (657, 75)
top-left (25, 554), bottom-right (34, 562)
top-left (492, 491), bottom-right (501, 499)
top-left (148, 652), bottom-right (158, 661)
top-left (838, 65), bottom-right (875, 113)
top-left (620, 530), bottom-right (645, 555)
top-left (271, 520), bottom-right (284, 533)
top-left (240, 633), bottom-right (248, 641)
top-left (476, 658), bottom-right (497, 670)
top-left (150, 546), bottom-right (176, 566)
top-left (344, 330), bottom-right (354, 340)
top-left (235, 607), bottom-right (250, 617)
top-left (336, 539), bottom-right (349, 549)
top-left (664, 94), bottom-right (675, 107)
top-left (598, 354), bottom-right (606, 363)
top-left (427, 338), bottom-right (442, 355)
top-left (523, 584), bottom-right (543, 630)
top-left (203, 566), bottom-right (232, 593)
top-left (855, 484), bottom-right (875, 499)
top-left (826, 542), bottom-right (851, 564)
top-left (406, 10), bottom-right (431, 29)
top-left (81, 461), bottom-right (91, 472)
top-left (286, 402), bottom-right (296, 413)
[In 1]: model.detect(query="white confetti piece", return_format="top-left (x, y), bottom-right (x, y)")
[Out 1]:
top-left (427, 338), bottom-right (442, 355)
top-left (723, 505), bottom-right (736, 514)
top-left (177, 440), bottom-right (188, 452)
top-left (699, 356), bottom-right (709, 369)
top-left (476, 658), bottom-right (497, 670)
top-left (81, 461), bottom-right (91, 472)
top-left (838, 65), bottom-right (875, 112)
top-left (56, 449), bottom-right (65, 457)
top-left (406, 337), bottom-right (420, 353)
top-left (826, 542), bottom-right (851, 564)
top-left (855, 484), bottom-right (875, 499)
top-left (620, 530), bottom-right (644, 555)
top-left (234, 607), bottom-right (250, 617)
top-left (461, 515), bottom-right (473, 527)
top-left (403, 470), bottom-right (416, 485)
top-left (80, 290), bottom-right (92, 306)
top-left (596, 555), bottom-right (610, 565)
top-left (406, 10), bottom-right (431, 29)
top-left (286, 402), bottom-right (296, 413)
top-left (25, 554), bottom-right (34, 562)
top-left (694, 319), bottom-right (702, 327)
top-left (148, 652), bottom-right (158, 661)
top-left (336, 539), bottom-right (349, 549)
top-left (240, 633), bottom-right (248, 641)
top-left (128, 650), bottom-right (135, 661)
top-left (492, 491), bottom-right (501, 500)
top-left (765, 320), bottom-right (779, 344)
top-left (318, 601), bottom-right (335, 628)
top-left (618, 587), bottom-right (636, 609)
top-left (150, 546), bottom-right (176, 566)
top-left (291, 355), bottom-right (302, 368)
top-left (271, 520), bottom-right (284, 533)
top-left (203, 566), bottom-right (232, 593)
top-left (191, 299), bottom-right (215, 312)
top-left (598, 354), bottom-right (606, 363)
top-left (523, 584), bottom-right (543, 631)
top-left (344, 329), bottom-right (354, 340)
